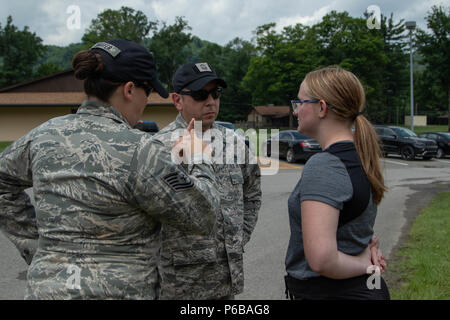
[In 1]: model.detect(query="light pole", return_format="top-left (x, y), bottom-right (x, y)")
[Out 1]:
top-left (405, 21), bottom-right (416, 132)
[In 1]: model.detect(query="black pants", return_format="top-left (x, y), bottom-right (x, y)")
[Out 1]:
top-left (285, 274), bottom-right (390, 300)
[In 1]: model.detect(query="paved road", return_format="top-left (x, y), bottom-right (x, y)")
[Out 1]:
top-left (236, 156), bottom-right (450, 299)
top-left (1, 156), bottom-right (449, 299)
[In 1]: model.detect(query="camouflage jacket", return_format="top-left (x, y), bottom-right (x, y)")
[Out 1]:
top-left (0, 100), bottom-right (219, 300)
top-left (155, 114), bottom-right (261, 299)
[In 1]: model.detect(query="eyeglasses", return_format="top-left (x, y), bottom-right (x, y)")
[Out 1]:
top-left (291, 99), bottom-right (320, 111)
top-left (135, 83), bottom-right (153, 97)
top-left (180, 87), bottom-right (222, 101)
top-left (291, 99), bottom-right (338, 112)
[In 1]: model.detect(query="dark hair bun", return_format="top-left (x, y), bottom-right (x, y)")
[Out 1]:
top-left (72, 50), bottom-right (104, 80)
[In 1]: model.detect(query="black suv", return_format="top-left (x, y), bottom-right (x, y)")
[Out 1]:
top-left (374, 125), bottom-right (437, 160)
top-left (418, 132), bottom-right (450, 158)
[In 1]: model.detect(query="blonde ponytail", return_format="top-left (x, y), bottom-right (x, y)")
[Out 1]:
top-left (353, 115), bottom-right (387, 204)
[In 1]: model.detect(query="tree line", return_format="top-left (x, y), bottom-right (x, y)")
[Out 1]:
top-left (0, 6), bottom-right (448, 129)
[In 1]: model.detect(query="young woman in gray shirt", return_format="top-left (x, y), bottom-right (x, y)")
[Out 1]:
top-left (285, 66), bottom-right (390, 300)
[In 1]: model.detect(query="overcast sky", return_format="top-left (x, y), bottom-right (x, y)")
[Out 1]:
top-left (1, 0), bottom-right (449, 46)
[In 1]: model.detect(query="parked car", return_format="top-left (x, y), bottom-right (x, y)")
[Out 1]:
top-left (374, 125), bottom-right (437, 160)
top-left (215, 121), bottom-right (250, 147)
top-left (418, 132), bottom-right (450, 158)
top-left (263, 130), bottom-right (321, 163)
top-left (134, 120), bottom-right (159, 135)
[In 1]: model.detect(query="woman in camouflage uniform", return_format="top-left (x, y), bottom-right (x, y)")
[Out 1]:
top-left (0, 39), bottom-right (218, 299)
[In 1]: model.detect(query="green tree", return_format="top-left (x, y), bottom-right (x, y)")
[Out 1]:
top-left (34, 63), bottom-right (62, 78)
top-left (37, 43), bottom-right (87, 70)
top-left (414, 68), bottom-right (448, 124)
top-left (243, 23), bottom-right (322, 107)
top-left (311, 11), bottom-right (388, 122)
top-left (377, 13), bottom-right (409, 124)
top-left (218, 38), bottom-right (257, 122)
top-left (0, 16), bottom-right (45, 88)
top-left (184, 36), bottom-right (212, 62)
top-left (82, 6), bottom-right (156, 47)
top-left (416, 5), bottom-right (450, 131)
top-left (242, 23), bottom-right (284, 106)
top-left (147, 17), bottom-right (192, 92)
top-left (242, 12), bottom-right (393, 124)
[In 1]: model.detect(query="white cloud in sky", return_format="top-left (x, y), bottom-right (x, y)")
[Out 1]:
top-left (397, 0), bottom-right (448, 24)
top-left (276, 3), bottom-right (337, 32)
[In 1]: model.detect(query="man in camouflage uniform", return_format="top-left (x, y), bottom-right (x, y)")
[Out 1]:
top-left (0, 40), bottom-right (219, 299)
top-left (155, 62), bottom-right (261, 299)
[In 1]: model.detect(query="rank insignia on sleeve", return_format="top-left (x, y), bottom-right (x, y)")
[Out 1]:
top-left (162, 170), bottom-right (194, 192)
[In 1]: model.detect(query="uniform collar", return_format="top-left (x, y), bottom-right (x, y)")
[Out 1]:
top-left (174, 113), bottom-right (189, 128)
top-left (77, 100), bottom-right (132, 128)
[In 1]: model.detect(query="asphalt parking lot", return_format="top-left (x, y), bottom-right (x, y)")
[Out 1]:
top-left (0, 156), bottom-right (449, 300)
top-left (236, 155), bottom-right (450, 299)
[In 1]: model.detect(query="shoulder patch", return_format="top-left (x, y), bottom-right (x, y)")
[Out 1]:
top-left (162, 168), bottom-right (194, 192)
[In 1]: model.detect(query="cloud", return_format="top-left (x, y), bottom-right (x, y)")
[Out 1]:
top-left (1, 0), bottom-right (448, 46)
top-left (396, 0), bottom-right (449, 29)
top-left (276, 3), bottom-right (336, 31)
top-left (38, 0), bottom-right (81, 45)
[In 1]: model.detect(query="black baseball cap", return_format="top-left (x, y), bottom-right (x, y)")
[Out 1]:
top-left (90, 39), bottom-right (169, 98)
top-left (172, 62), bottom-right (227, 93)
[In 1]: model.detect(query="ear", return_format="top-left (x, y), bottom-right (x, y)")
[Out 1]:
top-left (318, 100), bottom-right (328, 119)
top-left (122, 82), bottom-right (135, 102)
top-left (172, 93), bottom-right (183, 112)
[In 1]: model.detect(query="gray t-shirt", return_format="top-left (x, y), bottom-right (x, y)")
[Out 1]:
top-left (285, 141), bottom-right (377, 280)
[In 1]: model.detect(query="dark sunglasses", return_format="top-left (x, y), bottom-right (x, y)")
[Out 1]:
top-left (135, 83), bottom-right (153, 97)
top-left (180, 87), bottom-right (222, 101)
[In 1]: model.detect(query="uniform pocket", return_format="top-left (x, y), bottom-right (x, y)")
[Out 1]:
top-left (171, 239), bottom-right (217, 266)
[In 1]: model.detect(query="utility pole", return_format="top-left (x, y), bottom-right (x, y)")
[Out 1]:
top-left (405, 21), bottom-right (416, 132)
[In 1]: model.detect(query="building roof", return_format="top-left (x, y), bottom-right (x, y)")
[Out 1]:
top-left (0, 68), bottom-right (173, 106)
top-left (0, 91), bottom-right (173, 106)
top-left (0, 69), bottom-right (77, 93)
top-left (253, 106), bottom-right (290, 118)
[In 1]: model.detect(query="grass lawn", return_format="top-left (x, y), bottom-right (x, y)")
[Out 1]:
top-left (395, 125), bottom-right (448, 135)
top-left (0, 141), bottom-right (12, 153)
top-left (413, 125), bottom-right (448, 135)
top-left (386, 192), bottom-right (450, 300)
